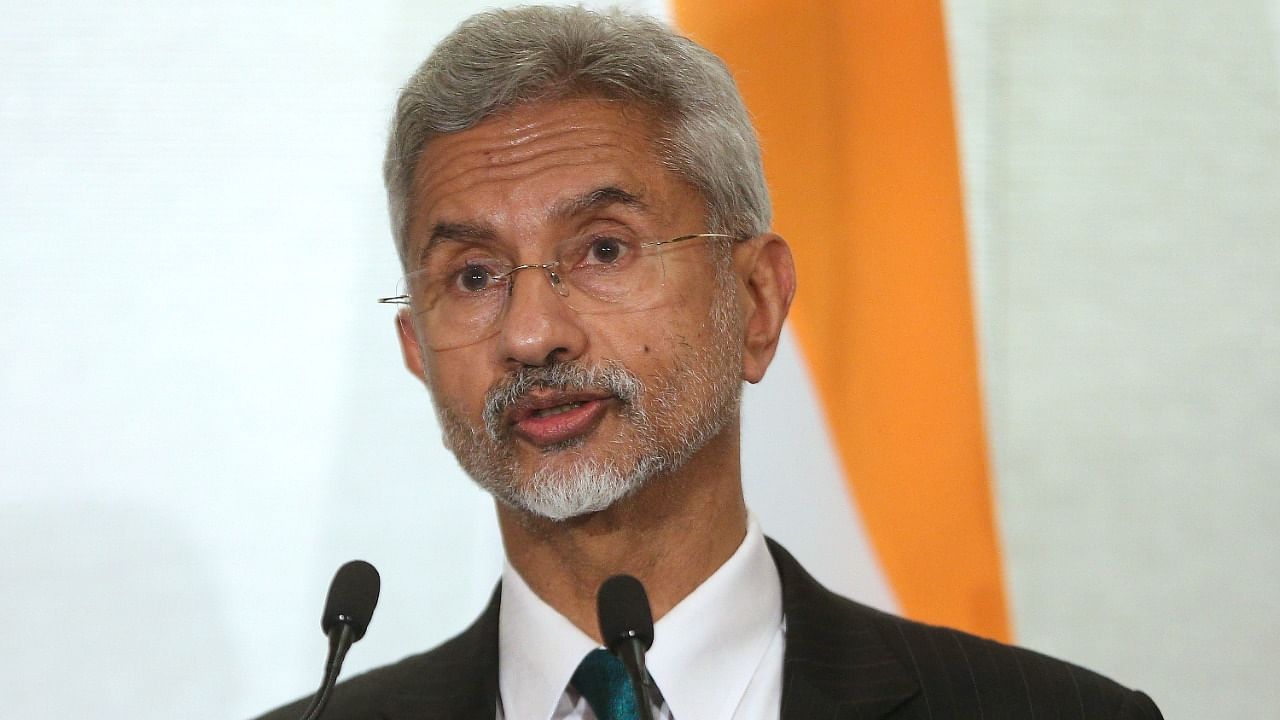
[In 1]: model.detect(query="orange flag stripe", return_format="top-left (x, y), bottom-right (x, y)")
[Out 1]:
top-left (674, 0), bottom-right (1010, 640)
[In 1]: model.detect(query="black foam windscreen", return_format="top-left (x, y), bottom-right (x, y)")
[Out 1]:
top-left (320, 560), bottom-right (380, 641)
top-left (596, 574), bottom-right (655, 651)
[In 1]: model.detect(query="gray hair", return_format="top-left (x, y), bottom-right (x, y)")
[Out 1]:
top-left (384, 4), bottom-right (771, 263)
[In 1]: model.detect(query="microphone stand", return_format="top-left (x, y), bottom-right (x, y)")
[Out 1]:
top-left (613, 634), bottom-right (656, 720)
top-left (298, 623), bottom-right (356, 720)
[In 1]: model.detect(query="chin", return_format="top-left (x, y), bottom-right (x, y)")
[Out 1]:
top-left (495, 456), bottom-right (657, 522)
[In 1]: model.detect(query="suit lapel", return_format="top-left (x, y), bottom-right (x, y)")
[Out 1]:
top-left (368, 543), bottom-right (917, 719)
top-left (379, 586), bottom-right (501, 720)
top-left (769, 540), bottom-right (919, 720)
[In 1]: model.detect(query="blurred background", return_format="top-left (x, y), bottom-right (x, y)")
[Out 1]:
top-left (2, 1), bottom-right (1276, 717)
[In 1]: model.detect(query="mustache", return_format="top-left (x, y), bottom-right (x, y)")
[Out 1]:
top-left (482, 361), bottom-right (643, 439)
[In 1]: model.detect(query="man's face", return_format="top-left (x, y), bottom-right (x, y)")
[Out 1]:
top-left (397, 97), bottom-right (745, 521)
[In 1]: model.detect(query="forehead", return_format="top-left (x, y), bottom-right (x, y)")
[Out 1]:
top-left (405, 98), bottom-right (701, 256)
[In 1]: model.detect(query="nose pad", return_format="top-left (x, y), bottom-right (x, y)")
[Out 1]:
top-left (498, 262), bottom-right (580, 325)
top-left (498, 262), bottom-right (587, 367)
top-left (504, 263), bottom-right (570, 300)
top-left (545, 268), bottom-right (569, 296)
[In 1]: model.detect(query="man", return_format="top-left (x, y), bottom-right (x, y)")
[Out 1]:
top-left (260, 6), bottom-right (1162, 719)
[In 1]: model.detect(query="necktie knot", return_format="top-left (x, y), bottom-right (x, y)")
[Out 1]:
top-left (571, 648), bottom-right (640, 720)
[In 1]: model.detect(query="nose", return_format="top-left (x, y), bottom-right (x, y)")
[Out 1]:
top-left (495, 265), bottom-right (588, 368)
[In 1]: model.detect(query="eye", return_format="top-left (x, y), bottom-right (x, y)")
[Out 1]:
top-left (584, 236), bottom-right (627, 265)
top-left (453, 263), bottom-right (499, 293)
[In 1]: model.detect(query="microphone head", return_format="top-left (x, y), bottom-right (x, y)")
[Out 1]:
top-left (320, 560), bottom-right (380, 641)
top-left (596, 574), bottom-right (654, 652)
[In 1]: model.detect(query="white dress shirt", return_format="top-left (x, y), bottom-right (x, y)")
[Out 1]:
top-left (496, 516), bottom-right (785, 720)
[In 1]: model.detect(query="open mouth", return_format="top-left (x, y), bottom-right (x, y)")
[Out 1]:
top-left (531, 401), bottom-right (586, 418)
top-left (508, 394), bottom-right (613, 447)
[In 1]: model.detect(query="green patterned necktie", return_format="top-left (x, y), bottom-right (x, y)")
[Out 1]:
top-left (571, 648), bottom-right (641, 720)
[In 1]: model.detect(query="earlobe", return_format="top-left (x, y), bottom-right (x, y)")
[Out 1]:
top-left (738, 233), bottom-right (797, 384)
top-left (396, 310), bottom-right (428, 383)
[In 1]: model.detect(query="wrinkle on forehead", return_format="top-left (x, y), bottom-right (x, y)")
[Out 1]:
top-left (404, 98), bottom-right (689, 255)
top-left (413, 107), bottom-right (656, 197)
top-left (420, 139), bottom-right (629, 204)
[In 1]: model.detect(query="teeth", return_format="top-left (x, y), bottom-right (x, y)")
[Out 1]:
top-left (533, 401), bottom-right (584, 418)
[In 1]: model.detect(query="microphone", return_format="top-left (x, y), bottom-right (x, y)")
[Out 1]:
top-left (320, 560), bottom-right (380, 641)
top-left (299, 560), bottom-right (380, 720)
top-left (596, 575), bottom-right (656, 720)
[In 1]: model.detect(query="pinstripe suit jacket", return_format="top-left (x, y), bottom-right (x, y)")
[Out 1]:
top-left (257, 540), bottom-right (1162, 719)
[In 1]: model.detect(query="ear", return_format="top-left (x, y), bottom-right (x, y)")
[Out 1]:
top-left (735, 233), bottom-right (797, 383)
top-left (396, 309), bottom-right (428, 384)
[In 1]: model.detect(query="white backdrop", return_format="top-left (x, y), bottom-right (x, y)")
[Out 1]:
top-left (948, 3), bottom-right (1280, 716)
top-left (2, 1), bottom-right (1276, 718)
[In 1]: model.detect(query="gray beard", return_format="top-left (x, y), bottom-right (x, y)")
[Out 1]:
top-left (432, 279), bottom-right (743, 521)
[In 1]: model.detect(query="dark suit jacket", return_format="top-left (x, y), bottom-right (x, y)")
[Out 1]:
top-left (258, 540), bottom-right (1162, 719)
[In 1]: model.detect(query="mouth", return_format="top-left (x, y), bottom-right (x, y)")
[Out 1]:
top-left (507, 391), bottom-right (615, 448)
top-left (529, 401), bottom-right (587, 418)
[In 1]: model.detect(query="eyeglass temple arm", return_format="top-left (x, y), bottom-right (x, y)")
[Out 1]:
top-left (642, 232), bottom-right (740, 249)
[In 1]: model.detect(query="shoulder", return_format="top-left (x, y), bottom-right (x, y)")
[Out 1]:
top-left (865, 605), bottom-right (1162, 718)
top-left (252, 648), bottom-right (438, 720)
top-left (251, 589), bottom-right (500, 720)
top-left (767, 539), bottom-right (1162, 718)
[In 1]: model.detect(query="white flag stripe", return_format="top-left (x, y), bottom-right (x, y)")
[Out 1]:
top-left (742, 326), bottom-right (899, 613)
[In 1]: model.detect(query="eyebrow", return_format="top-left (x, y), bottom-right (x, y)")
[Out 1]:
top-left (549, 186), bottom-right (649, 220)
top-left (416, 221), bottom-right (498, 265)
top-left (414, 186), bottom-right (649, 265)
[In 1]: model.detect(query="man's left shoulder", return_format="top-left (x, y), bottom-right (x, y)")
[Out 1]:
top-left (767, 539), bottom-right (1162, 718)
top-left (865, 604), bottom-right (1163, 719)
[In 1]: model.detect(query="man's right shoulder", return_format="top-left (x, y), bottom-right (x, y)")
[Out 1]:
top-left (253, 645), bottom-right (447, 720)
top-left (252, 589), bottom-right (501, 720)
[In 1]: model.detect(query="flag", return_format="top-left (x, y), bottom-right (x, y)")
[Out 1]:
top-left (674, 0), bottom-right (1010, 640)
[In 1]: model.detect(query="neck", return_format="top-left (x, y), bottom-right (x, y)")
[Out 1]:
top-left (496, 426), bottom-right (748, 642)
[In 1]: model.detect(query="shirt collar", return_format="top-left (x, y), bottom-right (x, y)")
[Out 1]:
top-left (646, 515), bottom-right (782, 720)
top-left (497, 516), bottom-right (782, 720)
top-left (498, 559), bottom-right (598, 720)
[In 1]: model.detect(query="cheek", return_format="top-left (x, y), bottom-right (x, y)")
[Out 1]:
top-left (589, 317), bottom-right (664, 360)
top-left (593, 318), bottom-right (698, 384)
top-left (658, 282), bottom-right (728, 341)
top-left (423, 353), bottom-right (490, 417)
